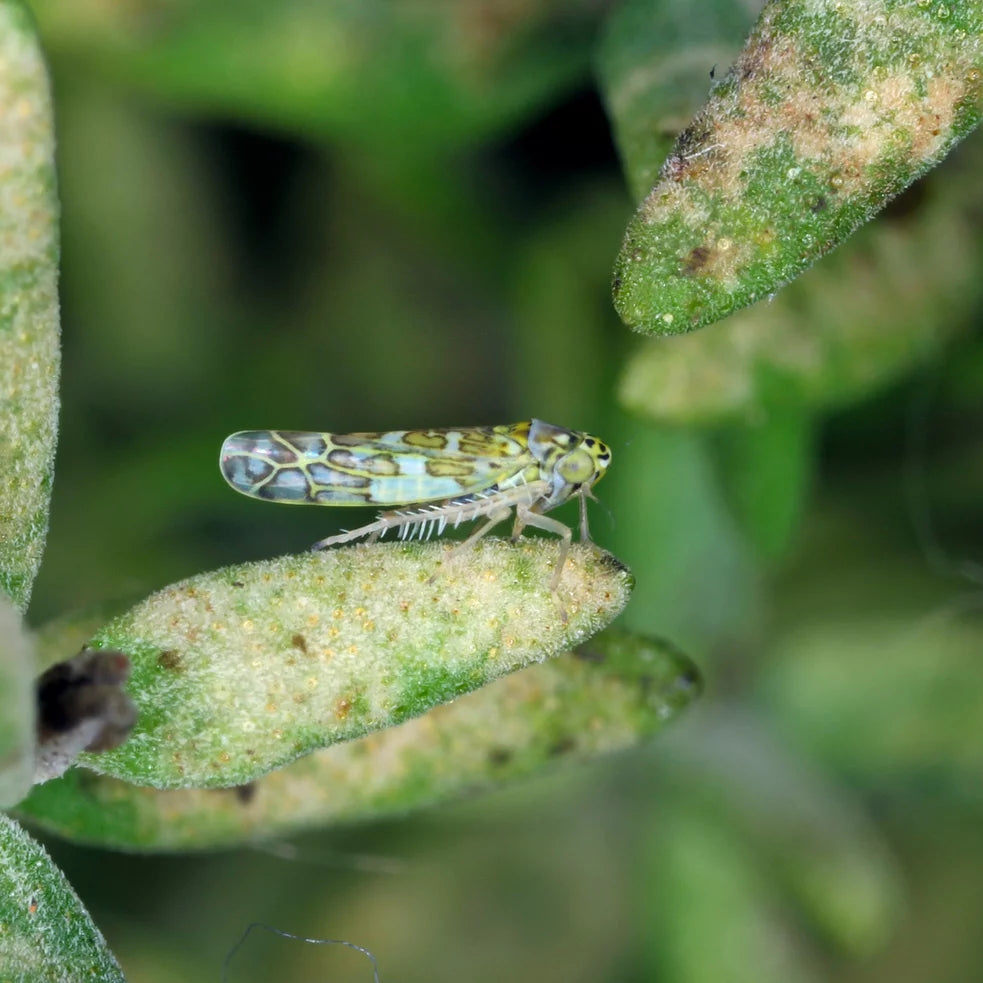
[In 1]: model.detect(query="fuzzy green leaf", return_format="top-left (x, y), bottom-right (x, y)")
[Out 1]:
top-left (619, 134), bottom-right (983, 423)
top-left (0, 814), bottom-right (125, 983)
top-left (73, 540), bottom-right (632, 789)
top-left (597, 0), bottom-right (757, 203)
top-left (0, 598), bottom-right (34, 809)
top-left (0, 0), bottom-right (60, 611)
top-left (612, 0), bottom-right (983, 334)
top-left (17, 629), bottom-right (698, 850)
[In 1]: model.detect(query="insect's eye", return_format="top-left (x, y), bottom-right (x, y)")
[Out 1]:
top-left (557, 448), bottom-right (596, 485)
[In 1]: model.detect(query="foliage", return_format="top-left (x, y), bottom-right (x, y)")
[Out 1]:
top-left (0, 0), bottom-right (981, 980)
top-left (609, 0), bottom-right (983, 334)
top-left (0, 0), bottom-right (59, 611)
top-left (0, 813), bottom-right (124, 983)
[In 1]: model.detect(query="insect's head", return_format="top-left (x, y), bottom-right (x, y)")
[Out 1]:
top-left (555, 434), bottom-right (611, 492)
top-left (528, 420), bottom-right (611, 504)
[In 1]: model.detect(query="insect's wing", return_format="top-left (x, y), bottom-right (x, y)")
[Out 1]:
top-left (220, 426), bottom-right (535, 506)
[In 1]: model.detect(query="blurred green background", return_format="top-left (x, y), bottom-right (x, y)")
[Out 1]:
top-left (19, 1), bottom-right (983, 980)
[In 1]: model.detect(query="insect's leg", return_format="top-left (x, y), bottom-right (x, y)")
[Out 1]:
top-left (455, 505), bottom-right (513, 551)
top-left (509, 509), bottom-right (526, 543)
top-left (514, 504), bottom-right (573, 592)
top-left (579, 488), bottom-right (591, 542)
top-left (428, 505), bottom-right (512, 585)
top-left (311, 516), bottom-right (386, 551)
top-left (364, 510), bottom-right (402, 544)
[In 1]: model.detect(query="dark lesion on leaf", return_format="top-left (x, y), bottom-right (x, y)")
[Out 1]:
top-left (597, 549), bottom-right (632, 578)
top-left (661, 119), bottom-right (718, 182)
top-left (682, 244), bottom-right (713, 274)
top-left (674, 122), bottom-right (709, 158)
top-left (734, 30), bottom-right (773, 82)
top-left (291, 633), bottom-right (308, 654)
top-left (157, 649), bottom-right (183, 671)
top-left (34, 647), bottom-right (138, 784)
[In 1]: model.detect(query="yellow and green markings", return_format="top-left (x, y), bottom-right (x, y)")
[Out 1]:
top-left (219, 420), bottom-right (612, 588)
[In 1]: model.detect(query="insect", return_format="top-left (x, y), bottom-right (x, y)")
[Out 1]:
top-left (219, 420), bottom-right (611, 589)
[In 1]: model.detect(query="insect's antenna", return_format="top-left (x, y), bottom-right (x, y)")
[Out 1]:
top-left (222, 922), bottom-right (382, 983)
top-left (595, 493), bottom-right (615, 531)
top-left (582, 484), bottom-right (614, 530)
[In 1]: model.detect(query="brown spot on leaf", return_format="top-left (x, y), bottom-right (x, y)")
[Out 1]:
top-left (736, 32), bottom-right (772, 80)
top-left (291, 633), bottom-right (308, 654)
top-left (682, 245), bottom-right (713, 275)
top-left (157, 649), bottom-right (182, 671)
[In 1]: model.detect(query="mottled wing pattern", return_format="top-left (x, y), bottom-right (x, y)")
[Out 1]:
top-left (220, 423), bottom-right (537, 507)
